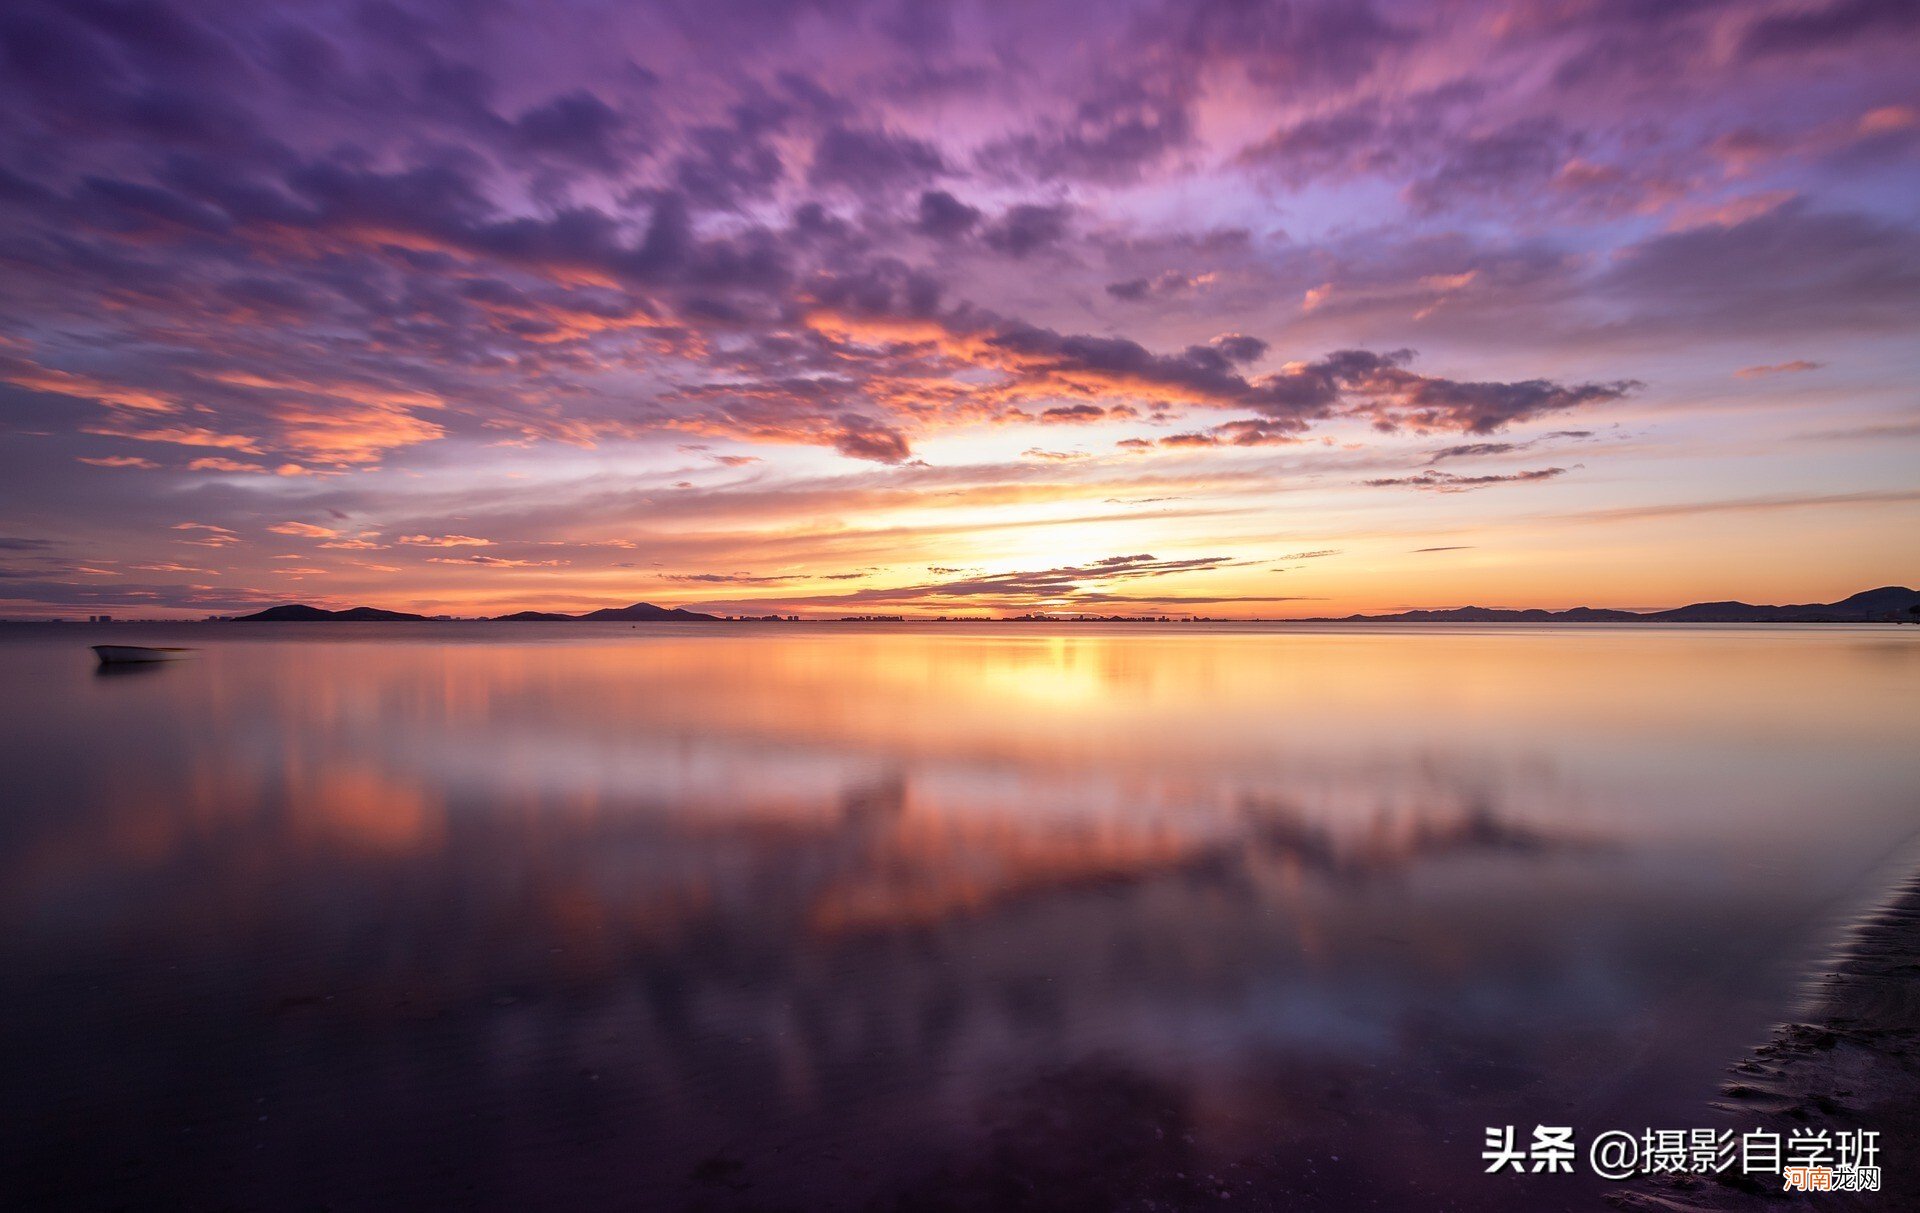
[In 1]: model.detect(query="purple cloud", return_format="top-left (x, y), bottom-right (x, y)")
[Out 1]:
top-left (0, 0), bottom-right (1911, 616)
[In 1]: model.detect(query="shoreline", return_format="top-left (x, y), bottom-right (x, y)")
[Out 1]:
top-left (4, 617), bottom-right (1919, 628)
top-left (1615, 870), bottom-right (1920, 1209)
top-left (4, 584), bottom-right (1913, 627)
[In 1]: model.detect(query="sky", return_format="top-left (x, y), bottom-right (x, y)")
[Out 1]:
top-left (0, 0), bottom-right (1915, 619)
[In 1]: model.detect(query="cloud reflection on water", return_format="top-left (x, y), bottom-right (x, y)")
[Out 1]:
top-left (0, 625), bottom-right (1914, 1209)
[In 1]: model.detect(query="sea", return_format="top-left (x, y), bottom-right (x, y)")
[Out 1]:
top-left (2, 622), bottom-right (1915, 1209)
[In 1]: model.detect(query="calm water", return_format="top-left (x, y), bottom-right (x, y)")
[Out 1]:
top-left (2, 623), bottom-right (1916, 1210)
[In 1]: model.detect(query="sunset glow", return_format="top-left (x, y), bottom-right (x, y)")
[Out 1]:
top-left (1, 0), bottom-right (1915, 617)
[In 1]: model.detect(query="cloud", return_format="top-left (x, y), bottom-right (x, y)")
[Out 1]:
top-left (1105, 271), bottom-right (1216, 301)
top-left (1343, 366), bottom-right (1636, 435)
top-left (1601, 204), bottom-right (1920, 337)
top-left (812, 552), bottom-right (1255, 610)
top-left (1404, 117), bottom-right (1573, 215)
top-left (808, 125), bottom-right (946, 191)
top-left (0, 7), bottom-right (1665, 483)
top-left (1425, 442), bottom-right (1521, 463)
top-left (980, 81), bottom-right (1193, 184)
top-left (1365, 467), bottom-right (1572, 492)
top-left (1209, 419), bottom-right (1307, 446)
top-left (1794, 418), bottom-right (1920, 443)
top-left (980, 332), bottom-right (1634, 435)
top-left (664, 572), bottom-right (798, 584)
top-left (1158, 432), bottom-right (1221, 448)
top-left (187, 457), bottom-right (270, 473)
top-left (396, 534), bottom-right (492, 547)
top-left (672, 99), bottom-right (790, 207)
top-left (171, 522), bottom-right (238, 546)
top-left (1236, 101), bottom-right (1392, 183)
top-left (1038, 404), bottom-right (1110, 423)
top-left (1, 356), bottom-right (178, 414)
top-left (509, 90), bottom-right (629, 169)
top-left (982, 203), bottom-right (1073, 257)
top-left (268, 521), bottom-right (340, 538)
top-left (1558, 488), bottom-right (1920, 525)
top-left (0, 573), bottom-right (288, 614)
top-left (1170, 0), bottom-right (1409, 91)
top-left (1735, 360), bottom-right (1824, 378)
top-left (0, 0), bottom-right (1910, 616)
top-left (425, 555), bottom-right (565, 567)
top-left (915, 190), bottom-right (981, 239)
top-left (1211, 334), bottom-right (1267, 364)
top-left (829, 415), bottom-right (911, 463)
top-left (1741, 0), bottom-right (1920, 58)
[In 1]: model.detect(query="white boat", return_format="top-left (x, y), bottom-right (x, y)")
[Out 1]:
top-left (92, 645), bottom-right (194, 665)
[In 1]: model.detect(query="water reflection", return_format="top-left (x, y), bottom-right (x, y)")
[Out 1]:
top-left (91, 658), bottom-right (173, 678)
top-left (0, 624), bottom-right (1914, 1210)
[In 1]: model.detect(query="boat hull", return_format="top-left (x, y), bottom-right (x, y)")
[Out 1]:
top-left (92, 645), bottom-right (193, 664)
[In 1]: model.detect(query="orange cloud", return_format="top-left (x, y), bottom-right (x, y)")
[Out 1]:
top-left (187, 457), bottom-right (270, 473)
top-left (396, 534), bottom-right (493, 547)
top-left (1735, 360), bottom-right (1824, 378)
top-left (0, 357), bottom-right (178, 413)
top-left (196, 371), bottom-right (448, 465)
top-left (82, 421), bottom-right (263, 452)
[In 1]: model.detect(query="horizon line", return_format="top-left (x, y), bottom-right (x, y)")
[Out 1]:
top-left (11, 583), bottom-right (1915, 625)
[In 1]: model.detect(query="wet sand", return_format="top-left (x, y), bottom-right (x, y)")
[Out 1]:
top-left (1616, 870), bottom-right (1920, 1209)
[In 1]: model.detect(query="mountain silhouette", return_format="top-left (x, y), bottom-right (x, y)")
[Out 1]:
top-left (227, 589), bottom-right (1915, 625)
top-left (230, 601), bottom-right (718, 622)
top-left (1311, 586), bottom-right (1919, 624)
top-left (232, 604), bottom-right (430, 622)
top-left (572, 602), bottom-right (719, 621)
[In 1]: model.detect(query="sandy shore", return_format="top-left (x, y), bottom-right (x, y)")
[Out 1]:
top-left (1613, 871), bottom-right (1920, 1209)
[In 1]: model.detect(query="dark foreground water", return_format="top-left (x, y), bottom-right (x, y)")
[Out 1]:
top-left (1, 623), bottom-right (1915, 1211)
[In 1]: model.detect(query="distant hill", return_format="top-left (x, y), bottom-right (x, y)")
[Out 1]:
top-left (572, 602), bottom-right (719, 622)
top-left (1310, 586), bottom-right (1920, 624)
top-left (229, 601), bottom-right (718, 622)
top-left (490, 604), bottom-right (719, 621)
top-left (223, 590), bottom-right (1917, 626)
top-left (232, 604), bottom-right (430, 622)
